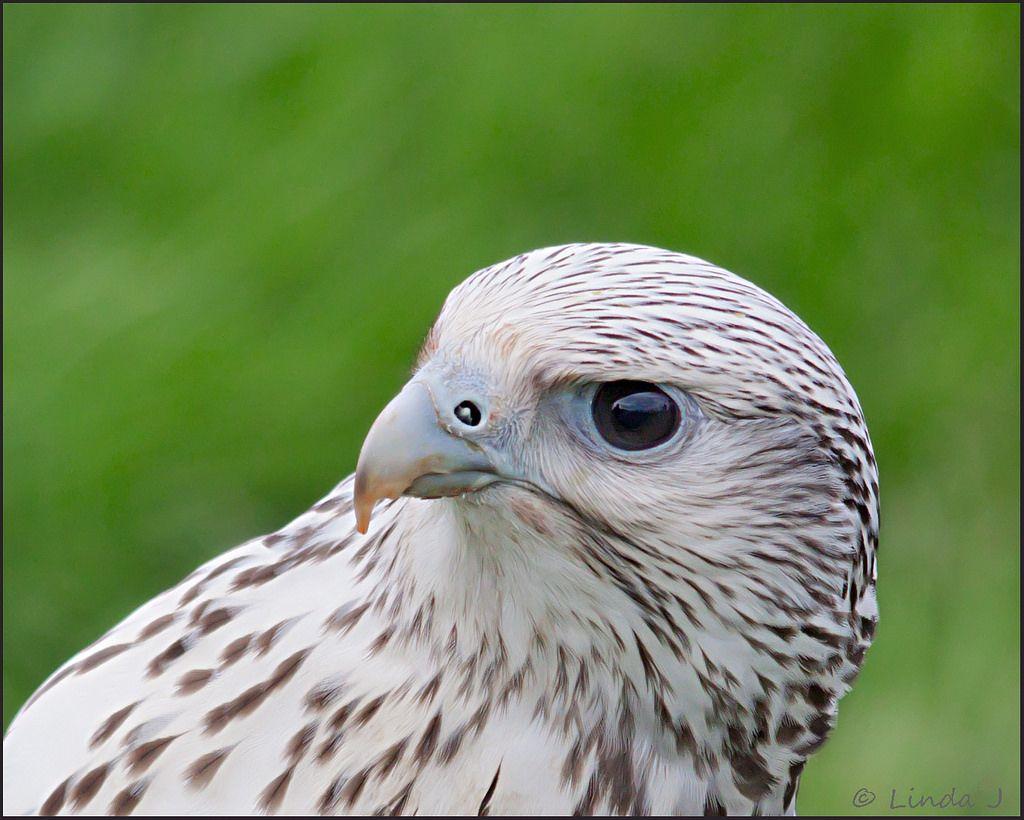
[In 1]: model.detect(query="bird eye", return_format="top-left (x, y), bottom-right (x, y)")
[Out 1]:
top-left (454, 400), bottom-right (482, 427)
top-left (591, 381), bottom-right (681, 451)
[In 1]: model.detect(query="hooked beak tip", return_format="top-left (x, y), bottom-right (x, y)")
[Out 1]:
top-left (354, 465), bottom-right (414, 535)
top-left (354, 499), bottom-right (372, 535)
top-left (353, 472), bottom-right (387, 535)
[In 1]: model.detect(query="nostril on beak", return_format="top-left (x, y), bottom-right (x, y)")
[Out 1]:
top-left (454, 400), bottom-right (483, 427)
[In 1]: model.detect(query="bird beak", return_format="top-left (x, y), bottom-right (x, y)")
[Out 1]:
top-left (353, 379), bottom-right (498, 533)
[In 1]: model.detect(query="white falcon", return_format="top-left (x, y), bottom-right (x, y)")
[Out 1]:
top-left (3, 243), bottom-right (879, 815)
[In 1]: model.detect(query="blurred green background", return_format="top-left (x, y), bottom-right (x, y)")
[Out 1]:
top-left (3, 4), bottom-right (1019, 815)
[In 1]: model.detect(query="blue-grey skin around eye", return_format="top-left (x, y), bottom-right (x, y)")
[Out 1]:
top-left (550, 383), bottom-right (701, 460)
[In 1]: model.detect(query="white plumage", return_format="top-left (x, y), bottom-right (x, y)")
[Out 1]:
top-left (4, 243), bottom-right (878, 815)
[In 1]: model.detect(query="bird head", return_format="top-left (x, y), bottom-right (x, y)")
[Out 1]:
top-left (354, 243), bottom-right (876, 623)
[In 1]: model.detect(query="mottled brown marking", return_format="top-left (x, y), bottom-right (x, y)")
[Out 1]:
top-left (286, 720), bottom-right (318, 763)
top-left (372, 737), bottom-right (409, 780)
top-left (730, 748), bottom-right (777, 801)
top-left (70, 763), bottom-right (110, 809)
top-left (188, 600), bottom-right (211, 626)
top-left (340, 767), bottom-right (371, 808)
top-left (369, 625), bottom-right (395, 654)
top-left (90, 702), bottom-right (139, 748)
top-left (231, 564), bottom-right (279, 591)
top-left (304, 679), bottom-right (344, 712)
top-left (204, 648), bottom-right (311, 734)
top-left (775, 714), bottom-right (804, 745)
top-left (316, 730), bottom-right (345, 762)
top-left (219, 633), bottom-right (253, 666)
top-left (328, 699), bottom-right (358, 732)
top-left (765, 623), bottom-right (796, 642)
top-left (147, 637), bottom-right (188, 677)
top-left (800, 623), bottom-right (842, 648)
top-left (109, 779), bottom-right (148, 816)
top-left (268, 647), bottom-right (312, 687)
top-left (197, 607), bottom-right (236, 635)
top-left (324, 601), bottom-right (370, 635)
top-left (255, 619), bottom-right (291, 656)
top-left (318, 775), bottom-right (346, 814)
top-left (600, 741), bottom-right (646, 814)
top-left (258, 765), bottom-right (295, 813)
top-left (416, 672), bottom-right (442, 705)
top-left (352, 694), bottom-right (387, 727)
top-left (128, 734), bottom-right (179, 774)
top-left (754, 671), bottom-right (777, 696)
top-left (77, 642), bottom-right (132, 673)
top-left (438, 725), bottom-right (468, 764)
top-left (40, 776), bottom-right (71, 815)
top-left (561, 737), bottom-right (586, 786)
top-left (803, 683), bottom-right (831, 710)
top-left (634, 632), bottom-right (668, 693)
top-left (185, 746), bottom-right (232, 789)
top-left (176, 668), bottom-right (215, 695)
top-left (178, 582), bottom-right (205, 605)
top-left (137, 613), bottom-right (178, 640)
top-left (414, 712), bottom-right (443, 763)
top-left (204, 684), bottom-right (268, 735)
top-left (673, 718), bottom-right (697, 757)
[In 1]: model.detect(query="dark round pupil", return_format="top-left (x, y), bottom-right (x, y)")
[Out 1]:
top-left (592, 381), bottom-right (680, 451)
top-left (454, 400), bottom-right (482, 427)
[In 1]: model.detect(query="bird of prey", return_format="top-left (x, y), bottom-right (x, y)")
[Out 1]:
top-left (3, 243), bottom-right (878, 816)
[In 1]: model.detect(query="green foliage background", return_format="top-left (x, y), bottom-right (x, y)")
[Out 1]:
top-left (3, 5), bottom-right (1019, 815)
